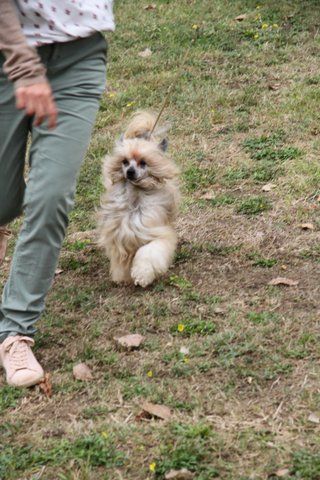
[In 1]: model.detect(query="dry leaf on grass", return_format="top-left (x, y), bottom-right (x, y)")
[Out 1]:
top-left (199, 191), bottom-right (215, 200)
top-left (214, 307), bottom-right (226, 315)
top-left (144, 3), bottom-right (156, 9)
top-left (235, 14), bottom-right (246, 21)
top-left (298, 223), bottom-right (314, 230)
top-left (262, 183), bottom-right (276, 192)
top-left (141, 401), bottom-right (171, 420)
top-left (179, 346), bottom-right (189, 355)
top-left (73, 363), bottom-right (93, 381)
top-left (55, 269), bottom-right (64, 276)
top-left (138, 48), bottom-right (152, 58)
top-left (114, 334), bottom-right (144, 350)
top-left (39, 373), bottom-right (53, 398)
top-left (268, 277), bottom-right (299, 287)
top-left (308, 413), bottom-right (320, 424)
top-left (165, 469), bottom-right (194, 480)
top-left (268, 83), bottom-right (281, 91)
top-left (275, 469), bottom-right (290, 477)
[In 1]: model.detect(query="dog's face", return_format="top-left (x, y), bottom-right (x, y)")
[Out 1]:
top-left (105, 137), bottom-right (178, 189)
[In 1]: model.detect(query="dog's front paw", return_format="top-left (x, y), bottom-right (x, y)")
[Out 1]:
top-left (131, 263), bottom-right (155, 288)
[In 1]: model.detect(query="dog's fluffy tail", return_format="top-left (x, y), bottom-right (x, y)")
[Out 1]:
top-left (124, 111), bottom-right (167, 140)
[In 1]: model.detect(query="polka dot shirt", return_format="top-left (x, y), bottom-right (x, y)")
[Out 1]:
top-left (15, 0), bottom-right (115, 46)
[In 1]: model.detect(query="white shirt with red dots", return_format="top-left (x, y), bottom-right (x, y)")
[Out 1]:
top-left (15, 0), bottom-right (115, 46)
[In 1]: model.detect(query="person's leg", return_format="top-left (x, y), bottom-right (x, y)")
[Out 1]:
top-left (0, 54), bottom-right (30, 265)
top-left (0, 34), bottom-right (107, 344)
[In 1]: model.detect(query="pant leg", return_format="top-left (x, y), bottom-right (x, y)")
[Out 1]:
top-left (0, 54), bottom-right (29, 226)
top-left (0, 34), bottom-right (107, 342)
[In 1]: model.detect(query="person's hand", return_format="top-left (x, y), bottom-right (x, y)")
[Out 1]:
top-left (15, 81), bottom-right (58, 129)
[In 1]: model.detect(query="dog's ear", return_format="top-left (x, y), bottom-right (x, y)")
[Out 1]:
top-left (158, 138), bottom-right (168, 152)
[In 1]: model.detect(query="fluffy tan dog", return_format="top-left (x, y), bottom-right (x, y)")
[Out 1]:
top-left (98, 111), bottom-right (180, 287)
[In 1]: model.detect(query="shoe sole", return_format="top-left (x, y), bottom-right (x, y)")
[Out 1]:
top-left (7, 374), bottom-right (45, 388)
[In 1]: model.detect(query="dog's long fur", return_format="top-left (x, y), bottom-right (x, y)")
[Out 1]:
top-left (98, 111), bottom-right (180, 287)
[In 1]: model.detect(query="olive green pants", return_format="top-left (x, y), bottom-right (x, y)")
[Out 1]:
top-left (0, 33), bottom-right (107, 342)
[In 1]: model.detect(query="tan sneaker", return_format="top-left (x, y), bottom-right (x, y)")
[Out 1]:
top-left (0, 227), bottom-right (11, 265)
top-left (0, 336), bottom-right (44, 387)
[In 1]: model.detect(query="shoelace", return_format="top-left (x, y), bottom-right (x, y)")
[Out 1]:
top-left (8, 341), bottom-right (30, 370)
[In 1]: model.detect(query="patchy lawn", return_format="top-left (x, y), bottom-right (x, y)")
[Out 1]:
top-left (1, 1), bottom-right (320, 479)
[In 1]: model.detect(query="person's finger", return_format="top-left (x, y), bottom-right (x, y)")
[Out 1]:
top-left (25, 96), bottom-right (37, 116)
top-left (47, 101), bottom-right (58, 129)
top-left (34, 98), bottom-right (46, 126)
top-left (15, 89), bottom-right (27, 110)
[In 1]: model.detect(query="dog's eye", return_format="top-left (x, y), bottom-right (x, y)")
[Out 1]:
top-left (140, 160), bottom-right (146, 168)
top-left (122, 159), bottom-right (129, 166)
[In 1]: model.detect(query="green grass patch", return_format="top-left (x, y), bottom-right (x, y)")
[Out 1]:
top-left (0, 386), bottom-right (24, 415)
top-left (0, 433), bottom-right (125, 478)
top-left (247, 252), bottom-right (278, 268)
top-left (236, 196), bottom-right (272, 215)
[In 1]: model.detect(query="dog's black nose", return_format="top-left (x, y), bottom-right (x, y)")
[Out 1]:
top-left (126, 167), bottom-right (136, 180)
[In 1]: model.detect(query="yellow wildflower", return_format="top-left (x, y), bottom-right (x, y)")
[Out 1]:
top-left (147, 370), bottom-right (153, 378)
top-left (126, 101), bottom-right (135, 107)
top-left (261, 23), bottom-right (268, 29)
top-left (184, 357), bottom-right (190, 364)
top-left (272, 23), bottom-right (279, 28)
top-left (101, 431), bottom-right (108, 439)
top-left (254, 33), bottom-right (259, 39)
top-left (149, 462), bottom-right (156, 472)
top-left (177, 323), bottom-right (185, 332)
top-left (192, 24), bottom-right (199, 30)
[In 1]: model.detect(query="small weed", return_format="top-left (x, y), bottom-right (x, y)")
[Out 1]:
top-left (289, 450), bottom-right (320, 479)
top-left (236, 196), bottom-right (272, 215)
top-left (172, 319), bottom-right (216, 336)
top-left (209, 194), bottom-right (237, 207)
top-left (223, 166), bottom-right (251, 184)
top-left (247, 311), bottom-right (279, 324)
top-left (248, 253), bottom-right (278, 268)
top-left (183, 166), bottom-right (215, 192)
top-left (154, 423), bottom-right (216, 477)
top-left (169, 275), bottom-right (193, 290)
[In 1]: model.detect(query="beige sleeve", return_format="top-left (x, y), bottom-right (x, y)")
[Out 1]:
top-left (0, 0), bottom-right (47, 88)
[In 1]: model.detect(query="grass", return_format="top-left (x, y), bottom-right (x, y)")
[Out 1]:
top-left (1, 0), bottom-right (320, 479)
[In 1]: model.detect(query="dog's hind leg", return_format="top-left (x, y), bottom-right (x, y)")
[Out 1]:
top-left (131, 231), bottom-right (177, 287)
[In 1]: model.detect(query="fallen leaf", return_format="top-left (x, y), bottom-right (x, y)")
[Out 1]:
top-left (308, 413), bottom-right (320, 424)
top-left (235, 14), bottom-right (247, 21)
top-left (39, 373), bottom-right (53, 398)
top-left (55, 268), bottom-right (64, 275)
top-left (114, 334), bottom-right (144, 350)
top-left (180, 346), bottom-right (189, 355)
top-left (138, 48), bottom-right (152, 58)
top-left (199, 191), bottom-right (215, 200)
top-left (268, 83), bottom-right (281, 91)
top-left (144, 3), bottom-right (156, 9)
top-left (165, 469), bottom-right (194, 480)
top-left (141, 401), bottom-right (171, 420)
top-left (262, 183), bottom-right (276, 192)
top-left (275, 468), bottom-right (290, 477)
top-left (214, 307), bottom-right (226, 315)
top-left (73, 363), bottom-right (93, 381)
top-left (268, 277), bottom-right (299, 287)
top-left (298, 223), bottom-right (314, 230)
